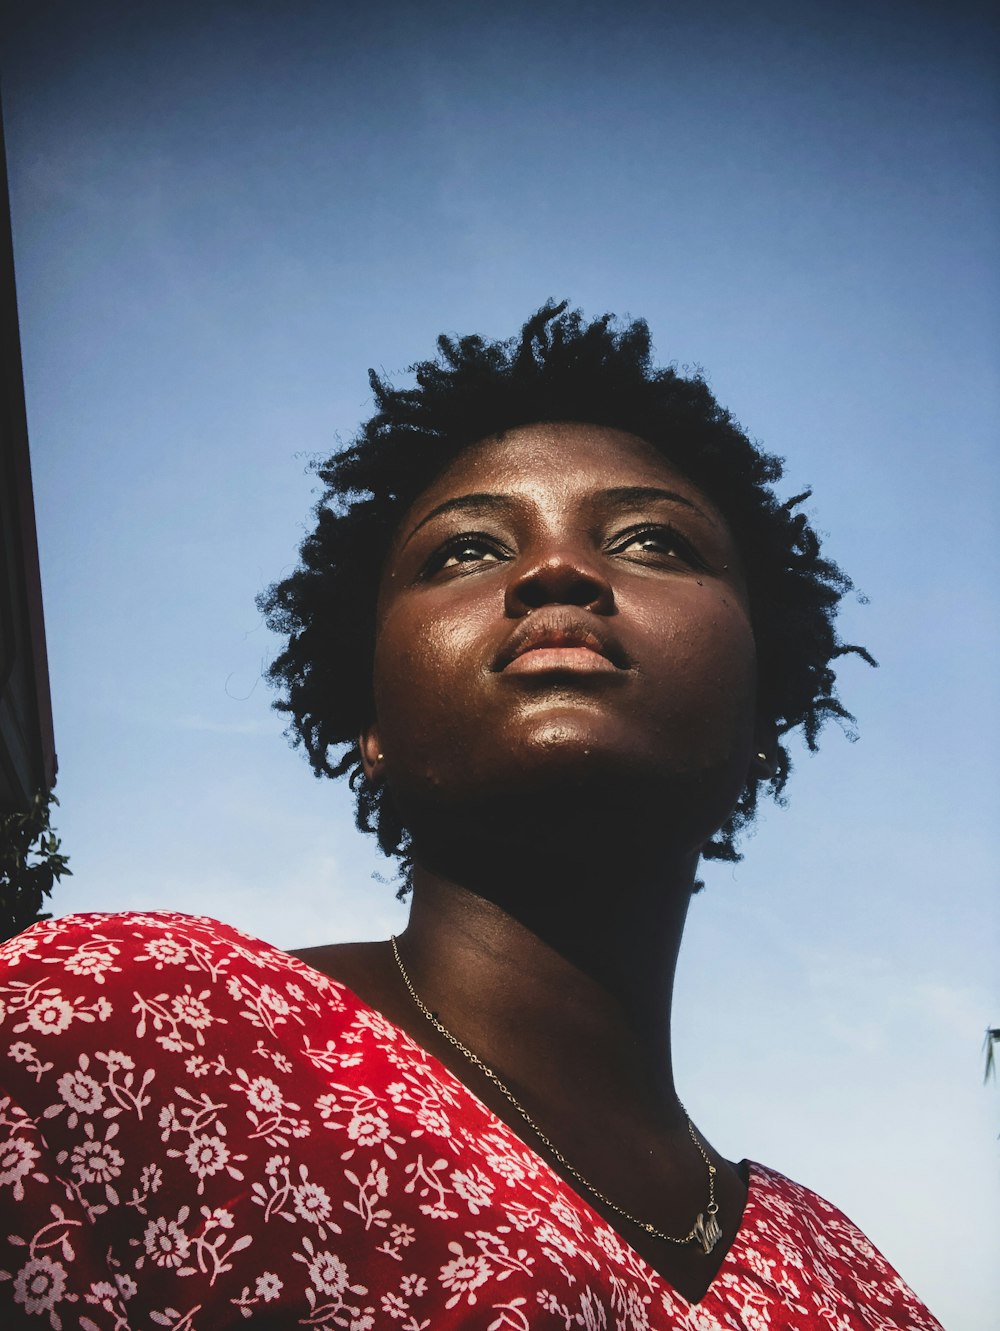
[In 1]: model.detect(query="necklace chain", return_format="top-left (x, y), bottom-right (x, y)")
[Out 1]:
top-left (390, 935), bottom-right (721, 1253)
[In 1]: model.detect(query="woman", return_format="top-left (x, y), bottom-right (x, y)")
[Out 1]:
top-left (0, 305), bottom-right (939, 1328)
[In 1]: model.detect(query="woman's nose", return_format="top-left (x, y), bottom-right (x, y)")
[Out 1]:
top-left (505, 547), bottom-right (615, 615)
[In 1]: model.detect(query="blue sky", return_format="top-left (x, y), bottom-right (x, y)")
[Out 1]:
top-left (3, 2), bottom-right (998, 1324)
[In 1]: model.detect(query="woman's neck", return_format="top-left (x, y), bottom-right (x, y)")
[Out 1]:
top-left (398, 843), bottom-right (696, 1116)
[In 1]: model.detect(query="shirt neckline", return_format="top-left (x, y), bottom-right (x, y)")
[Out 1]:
top-left (281, 939), bottom-right (758, 1309)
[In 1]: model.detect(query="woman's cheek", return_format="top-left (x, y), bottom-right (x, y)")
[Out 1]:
top-left (371, 605), bottom-right (484, 752)
top-left (649, 597), bottom-right (757, 766)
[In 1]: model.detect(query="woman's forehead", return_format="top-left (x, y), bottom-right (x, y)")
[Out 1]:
top-left (402, 421), bottom-right (725, 524)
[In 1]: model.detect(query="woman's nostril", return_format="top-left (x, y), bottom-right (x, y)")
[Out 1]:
top-left (508, 556), bottom-right (612, 612)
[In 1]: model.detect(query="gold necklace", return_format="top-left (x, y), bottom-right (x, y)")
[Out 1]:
top-left (390, 935), bottom-right (722, 1255)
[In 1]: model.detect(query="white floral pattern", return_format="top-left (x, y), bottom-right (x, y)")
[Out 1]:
top-left (0, 913), bottom-right (942, 1330)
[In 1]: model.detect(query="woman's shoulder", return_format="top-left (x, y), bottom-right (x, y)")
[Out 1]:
top-left (739, 1161), bottom-right (942, 1328)
top-left (0, 910), bottom-right (359, 1003)
top-left (1, 909), bottom-right (305, 975)
top-left (0, 915), bottom-right (462, 1328)
top-left (747, 1159), bottom-right (884, 1239)
top-left (0, 910), bottom-right (373, 1077)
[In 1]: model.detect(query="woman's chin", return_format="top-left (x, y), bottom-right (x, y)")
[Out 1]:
top-left (394, 737), bottom-right (748, 862)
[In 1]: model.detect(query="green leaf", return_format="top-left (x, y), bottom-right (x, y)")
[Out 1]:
top-left (0, 787), bottom-right (72, 942)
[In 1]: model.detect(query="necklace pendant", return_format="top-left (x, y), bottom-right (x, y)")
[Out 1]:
top-left (693, 1210), bottom-right (722, 1256)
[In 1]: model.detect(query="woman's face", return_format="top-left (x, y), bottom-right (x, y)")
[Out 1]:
top-left (363, 423), bottom-right (760, 854)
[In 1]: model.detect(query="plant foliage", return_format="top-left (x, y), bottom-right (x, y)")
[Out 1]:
top-left (0, 788), bottom-right (71, 942)
top-left (985, 1027), bottom-right (1000, 1085)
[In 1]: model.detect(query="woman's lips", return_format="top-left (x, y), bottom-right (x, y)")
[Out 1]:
top-left (501, 645), bottom-right (622, 674)
top-left (494, 611), bottom-right (630, 673)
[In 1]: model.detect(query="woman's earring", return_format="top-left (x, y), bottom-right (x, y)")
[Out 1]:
top-left (376, 753), bottom-right (384, 763)
top-left (754, 751), bottom-right (773, 778)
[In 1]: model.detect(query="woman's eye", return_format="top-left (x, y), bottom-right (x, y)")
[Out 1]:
top-left (611, 526), bottom-right (702, 566)
top-left (425, 535), bottom-right (506, 575)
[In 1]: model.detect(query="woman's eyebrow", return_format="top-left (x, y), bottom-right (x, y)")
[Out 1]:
top-left (402, 485), bottom-right (716, 550)
top-left (401, 492), bottom-right (514, 547)
top-left (602, 485), bottom-right (718, 526)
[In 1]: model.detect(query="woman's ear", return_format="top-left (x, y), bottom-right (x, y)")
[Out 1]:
top-left (358, 725), bottom-right (385, 782)
top-left (749, 718), bottom-right (778, 781)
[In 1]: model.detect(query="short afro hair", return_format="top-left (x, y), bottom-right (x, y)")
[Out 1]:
top-left (259, 301), bottom-right (874, 891)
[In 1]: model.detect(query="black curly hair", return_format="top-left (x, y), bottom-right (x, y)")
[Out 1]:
top-left (259, 301), bottom-right (874, 892)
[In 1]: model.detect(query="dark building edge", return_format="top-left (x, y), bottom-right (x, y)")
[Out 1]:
top-left (0, 98), bottom-right (57, 810)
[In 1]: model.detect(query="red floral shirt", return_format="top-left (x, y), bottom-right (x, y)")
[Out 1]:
top-left (0, 913), bottom-right (941, 1330)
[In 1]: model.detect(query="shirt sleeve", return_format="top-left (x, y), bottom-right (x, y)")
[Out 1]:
top-left (0, 915), bottom-right (139, 1327)
top-left (0, 911), bottom-right (268, 1330)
